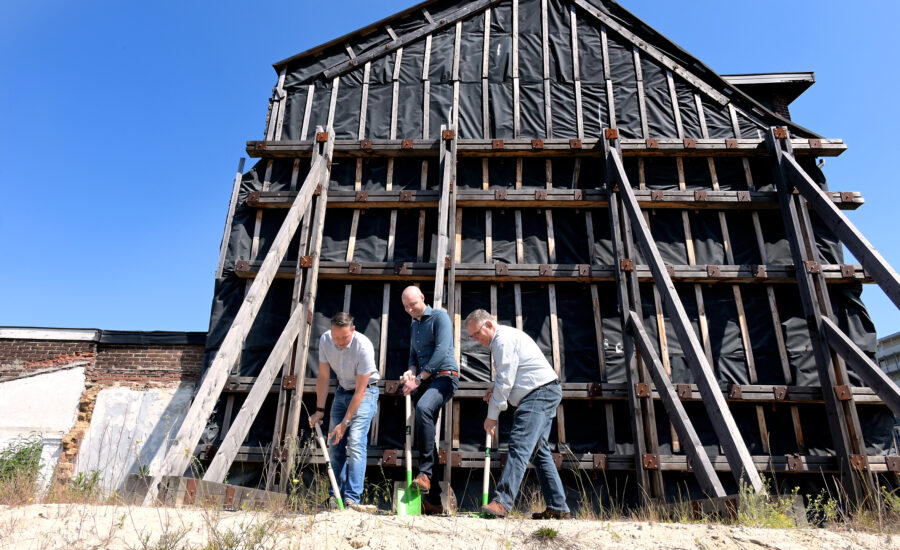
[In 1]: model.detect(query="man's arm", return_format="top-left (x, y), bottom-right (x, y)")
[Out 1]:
top-left (329, 373), bottom-right (371, 444)
top-left (487, 339), bottom-right (519, 420)
top-left (422, 311), bottom-right (453, 374)
top-left (309, 362), bottom-right (331, 427)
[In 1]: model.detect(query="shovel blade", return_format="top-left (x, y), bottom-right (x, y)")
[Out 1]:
top-left (393, 481), bottom-right (421, 516)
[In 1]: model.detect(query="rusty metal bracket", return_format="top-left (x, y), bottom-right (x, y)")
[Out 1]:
top-left (839, 191), bottom-right (855, 203)
top-left (355, 190), bottom-right (369, 202)
top-left (438, 450), bottom-right (462, 467)
top-left (588, 383), bottom-right (603, 397)
top-left (635, 382), bottom-right (650, 398)
top-left (531, 139), bottom-right (544, 150)
top-left (725, 138), bottom-right (738, 149)
top-left (385, 380), bottom-right (403, 395)
top-left (683, 138), bottom-right (696, 149)
top-left (307, 310), bottom-right (314, 325)
top-left (247, 191), bottom-right (260, 204)
top-left (787, 454), bottom-right (805, 471)
top-left (394, 262), bottom-right (410, 275)
top-left (551, 453), bottom-right (563, 469)
top-left (535, 189), bottom-right (548, 200)
top-left (273, 446), bottom-right (289, 461)
top-left (728, 385), bottom-right (743, 399)
top-left (184, 479), bottom-right (198, 505)
top-left (773, 386), bottom-right (788, 400)
top-left (645, 138), bottom-right (658, 149)
top-left (620, 258), bottom-right (635, 272)
top-left (804, 261), bottom-right (820, 274)
top-left (886, 456), bottom-right (900, 472)
top-left (360, 139), bottom-right (372, 151)
top-left (676, 384), bottom-right (692, 399)
top-left (539, 264), bottom-right (553, 276)
top-left (492, 139), bottom-right (504, 150)
top-left (809, 138), bottom-right (822, 149)
top-left (578, 264), bottom-right (591, 277)
top-left (235, 260), bottom-right (250, 273)
top-left (401, 139), bottom-right (414, 149)
top-left (593, 454), bottom-right (608, 470)
top-left (849, 454), bottom-right (868, 470)
top-left (282, 375), bottom-right (297, 390)
top-left (399, 190), bottom-right (413, 202)
top-left (605, 128), bottom-right (619, 139)
top-left (754, 265), bottom-right (767, 278)
top-left (774, 128), bottom-right (788, 139)
top-left (254, 141), bottom-right (267, 151)
top-left (737, 190), bottom-right (750, 202)
top-left (642, 454), bottom-right (659, 470)
top-left (442, 129), bottom-right (455, 140)
top-left (569, 138), bottom-right (582, 149)
top-left (223, 486), bottom-right (236, 511)
top-left (348, 262), bottom-right (362, 274)
top-left (834, 385), bottom-right (852, 401)
top-left (573, 189), bottom-right (583, 200)
top-left (707, 265), bottom-right (721, 277)
top-left (444, 255), bottom-right (451, 269)
top-left (694, 190), bottom-right (708, 201)
top-left (382, 449), bottom-right (399, 466)
top-left (651, 190), bottom-right (664, 201)
top-left (316, 132), bottom-right (328, 143)
top-left (299, 255), bottom-right (313, 268)
top-left (495, 263), bottom-right (509, 276)
top-left (495, 189), bottom-right (508, 200)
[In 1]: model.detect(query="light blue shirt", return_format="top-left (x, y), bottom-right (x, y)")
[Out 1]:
top-left (487, 325), bottom-right (558, 420)
top-left (319, 330), bottom-right (378, 391)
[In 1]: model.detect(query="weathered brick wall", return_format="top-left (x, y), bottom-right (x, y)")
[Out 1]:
top-left (0, 340), bottom-right (96, 381)
top-left (772, 93), bottom-right (791, 121)
top-left (91, 344), bottom-right (203, 386)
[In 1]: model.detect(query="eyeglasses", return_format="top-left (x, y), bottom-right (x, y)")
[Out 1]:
top-left (466, 321), bottom-right (487, 338)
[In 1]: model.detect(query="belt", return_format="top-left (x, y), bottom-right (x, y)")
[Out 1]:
top-left (338, 380), bottom-right (378, 392)
top-left (435, 370), bottom-right (459, 377)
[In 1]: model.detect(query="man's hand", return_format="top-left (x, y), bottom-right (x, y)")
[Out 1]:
top-left (484, 418), bottom-right (498, 438)
top-left (401, 369), bottom-right (415, 384)
top-left (483, 387), bottom-right (494, 403)
top-left (309, 411), bottom-right (324, 428)
top-left (329, 421), bottom-right (347, 445)
top-left (402, 376), bottom-right (421, 396)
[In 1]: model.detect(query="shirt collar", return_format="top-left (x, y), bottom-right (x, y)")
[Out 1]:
top-left (420, 305), bottom-right (434, 319)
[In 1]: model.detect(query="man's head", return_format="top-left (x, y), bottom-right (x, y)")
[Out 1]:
top-left (330, 312), bottom-right (355, 349)
top-left (401, 286), bottom-right (427, 320)
top-left (465, 309), bottom-right (496, 347)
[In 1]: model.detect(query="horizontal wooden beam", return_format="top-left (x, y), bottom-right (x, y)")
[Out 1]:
top-left (248, 188), bottom-right (863, 211)
top-left (233, 259), bottom-right (872, 284)
top-left (247, 138), bottom-right (847, 159)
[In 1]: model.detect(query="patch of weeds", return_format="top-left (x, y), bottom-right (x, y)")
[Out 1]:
top-left (735, 477), bottom-right (799, 529)
top-left (133, 526), bottom-right (191, 550)
top-left (531, 526), bottom-right (558, 540)
top-left (0, 433), bottom-right (43, 505)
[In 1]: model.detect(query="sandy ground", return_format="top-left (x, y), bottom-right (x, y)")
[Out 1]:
top-left (0, 504), bottom-right (897, 549)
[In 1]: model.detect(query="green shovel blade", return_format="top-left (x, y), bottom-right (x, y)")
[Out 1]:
top-left (394, 481), bottom-right (421, 516)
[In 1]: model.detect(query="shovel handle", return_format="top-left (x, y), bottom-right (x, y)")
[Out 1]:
top-left (314, 423), bottom-right (344, 510)
top-left (482, 433), bottom-right (492, 505)
top-left (405, 394), bottom-right (414, 479)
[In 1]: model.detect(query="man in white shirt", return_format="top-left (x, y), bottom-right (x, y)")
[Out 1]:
top-left (309, 312), bottom-right (380, 509)
top-left (465, 309), bottom-right (571, 520)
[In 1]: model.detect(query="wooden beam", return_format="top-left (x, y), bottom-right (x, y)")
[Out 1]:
top-left (608, 141), bottom-right (763, 492)
top-left (629, 310), bottom-right (726, 498)
top-left (216, 158), bottom-right (246, 279)
top-left (433, 125), bottom-right (456, 308)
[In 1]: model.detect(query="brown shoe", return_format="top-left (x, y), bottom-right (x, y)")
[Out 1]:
top-left (411, 473), bottom-right (431, 494)
top-left (531, 508), bottom-right (572, 520)
top-left (422, 500), bottom-right (444, 516)
top-left (481, 500), bottom-right (508, 518)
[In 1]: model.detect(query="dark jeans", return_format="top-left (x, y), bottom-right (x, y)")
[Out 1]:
top-left (414, 374), bottom-right (458, 504)
top-left (494, 381), bottom-right (569, 513)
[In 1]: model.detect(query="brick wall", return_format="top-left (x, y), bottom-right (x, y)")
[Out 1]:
top-left (90, 344), bottom-right (203, 386)
top-left (0, 340), bottom-right (96, 381)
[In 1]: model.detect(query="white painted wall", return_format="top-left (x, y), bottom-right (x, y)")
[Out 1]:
top-left (0, 367), bottom-right (86, 491)
top-left (74, 384), bottom-right (194, 492)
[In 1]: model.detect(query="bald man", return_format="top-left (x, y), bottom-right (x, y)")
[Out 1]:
top-left (399, 285), bottom-right (459, 515)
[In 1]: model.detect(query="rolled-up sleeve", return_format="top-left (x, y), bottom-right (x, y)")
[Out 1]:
top-left (487, 337), bottom-right (519, 420)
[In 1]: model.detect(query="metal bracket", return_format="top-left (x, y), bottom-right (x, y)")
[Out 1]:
top-left (184, 479), bottom-right (198, 505)
top-left (381, 449), bottom-right (399, 466)
top-left (787, 454), bottom-right (805, 471)
top-left (401, 139), bottom-right (414, 149)
top-left (725, 138), bottom-right (738, 149)
top-left (676, 384), bottom-right (692, 399)
top-left (495, 263), bottom-right (509, 276)
top-left (235, 260), bottom-right (250, 273)
top-left (588, 383), bottom-right (603, 397)
top-left (247, 191), bottom-right (260, 204)
top-left (809, 139), bottom-right (822, 149)
top-left (282, 375), bottom-right (297, 390)
top-left (804, 261), bottom-right (820, 274)
top-left (773, 128), bottom-right (788, 139)
top-left (223, 486), bottom-right (236, 511)
top-left (754, 265), bottom-right (767, 278)
top-left (385, 380), bottom-right (403, 395)
top-left (573, 189), bottom-right (583, 200)
top-left (356, 190), bottom-right (369, 202)
top-left (620, 258), bottom-right (635, 272)
top-left (307, 310), bottom-right (314, 325)
top-left (535, 189), bottom-right (548, 200)
top-left (394, 262), bottom-right (410, 275)
top-left (578, 264), bottom-right (591, 277)
top-left (492, 139), bottom-right (504, 150)
top-left (444, 255), bottom-right (452, 269)
top-left (273, 446), bottom-right (289, 461)
top-left (495, 189), bottom-right (508, 200)
top-left (552, 453), bottom-right (563, 469)
top-left (300, 255), bottom-right (313, 268)
top-left (834, 385), bottom-right (852, 401)
top-left (539, 264), bottom-right (553, 276)
top-left (849, 454), bottom-right (867, 470)
top-left (348, 262), bottom-right (362, 274)
top-left (651, 190), bottom-right (664, 201)
top-left (683, 138), bottom-right (696, 149)
top-left (360, 139), bottom-right (372, 152)
top-left (737, 191), bottom-right (750, 202)
top-left (839, 192), bottom-right (855, 203)
top-left (645, 138), bottom-right (658, 149)
top-left (707, 265), bottom-right (721, 278)
top-left (728, 384), bottom-right (743, 399)
top-left (531, 139), bottom-right (544, 150)
top-left (569, 139), bottom-right (582, 149)
top-left (442, 129), bottom-right (455, 140)
top-left (316, 132), bottom-right (329, 143)
top-left (666, 265), bottom-right (675, 277)
top-left (254, 141), bottom-right (267, 151)
top-left (593, 454), bottom-right (608, 470)
top-left (694, 190), bottom-right (708, 201)
top-left (635, 382), bottom-right (650, 397)
top-left (605, 128), bottom-right (619, 139)
top-left (839, 264), bottom-right (856, 278)
top-left (399, 190), bottom-right (413, 202)
top-left (886, 456), bottom-right (900, 472)
top-left (642, 454), bottom-right (659, 470)
top-left (773, 386), bottom-right (788, 400)
top-left (438, 450), bottom-right (462, 467)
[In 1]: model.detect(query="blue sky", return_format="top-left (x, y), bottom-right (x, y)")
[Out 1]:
top-left (1, 0), bottom-right (898, 336)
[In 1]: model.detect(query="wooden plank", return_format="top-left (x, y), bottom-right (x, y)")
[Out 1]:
top-left (482, 8), bottom-right (491, 139)
top-left (423, 35), bottom-right (432, 138)
top-left (629, 311), bottom-right (727, 498)
top-left (608, 144), bottom-right (763, 492)
top-left (143, 133), bottom-right (332, 505)
top-left (633, 47), bottom-right (649, 139)
top-left (300, 84), bottom-right (315, 140)
top-left (266, 68), bottom-right (287, 142)
top-left (781, 152), bottom-right (900, 309)
top-left (600, 26), bottom-right (617, 128)
top-left (667, 71), bottom-right (684, 140)
top-left (216, 158), bottom-right (246, 279)
top-left (323, 0), bottom-right (502, 79)
top-left (512, 0), bottom-right (520, 136)
top-left (433, 125), bottom-right (455, 308)
top-left (570, 4), bottom-right (584, 139)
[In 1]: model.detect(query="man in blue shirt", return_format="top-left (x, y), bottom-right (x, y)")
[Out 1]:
top-left (400, 285), bottom-right (459, 515)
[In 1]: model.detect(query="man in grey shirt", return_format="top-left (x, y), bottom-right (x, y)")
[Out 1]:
top-left (309, 312), bottom-right (380, 509)
top-left (465, 309), bottom-right (570, 520)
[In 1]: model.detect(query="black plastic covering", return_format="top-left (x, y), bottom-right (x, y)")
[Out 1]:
top-left (204, 0), bottom-right (893, 500)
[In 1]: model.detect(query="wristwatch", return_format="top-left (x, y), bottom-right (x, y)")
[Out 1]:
top-left (415, 373), bottom-right (423, 383)
top-left (343, 418), bottom-right (351, 427)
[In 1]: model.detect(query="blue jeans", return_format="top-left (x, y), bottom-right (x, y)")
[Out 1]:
top-left (329, 384), bottom-right (379, 503)
top-left (493, 381), bottom-right (569, 514)
top-left (414, 374), bottom-right (458, 504)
